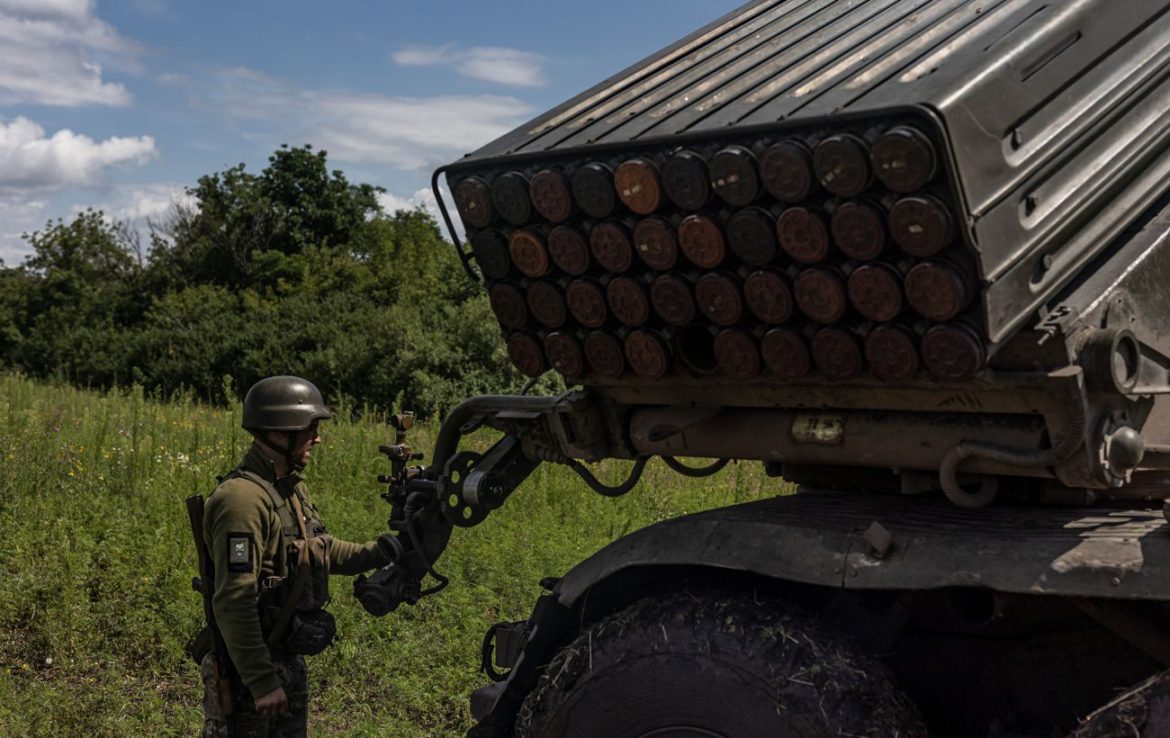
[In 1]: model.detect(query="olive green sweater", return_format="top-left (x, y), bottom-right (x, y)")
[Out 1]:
top-left (204, 445), bottom-right (388, 698)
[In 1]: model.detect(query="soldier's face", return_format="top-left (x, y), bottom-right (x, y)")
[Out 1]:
top-left (292, 422), bottom-right (321, 467)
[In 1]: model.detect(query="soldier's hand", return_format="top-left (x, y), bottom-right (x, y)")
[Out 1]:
top-left (256, 686), bottom-right (289, 715)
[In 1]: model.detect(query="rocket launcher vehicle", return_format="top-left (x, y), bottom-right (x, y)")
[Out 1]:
top-left (434, 0), bottom-right (1170, 507)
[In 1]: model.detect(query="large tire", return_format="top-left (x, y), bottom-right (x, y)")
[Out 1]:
top-left (514, 590), bottom-right (930, 738)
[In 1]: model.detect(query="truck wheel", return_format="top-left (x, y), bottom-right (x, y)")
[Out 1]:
top-left (514, 590), bottom-right (930, 738)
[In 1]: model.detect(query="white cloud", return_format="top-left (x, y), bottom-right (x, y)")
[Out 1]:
top-left (377, 186), bottom-right (462, 242)
top-left (376, 188), bottom-right (429, 214)
top-left (0, 0), bottom-right (137, 106)
top-left (393, 44), bottom-right (546, 88)
top-left (310, 92), bottom-right (533, 169)
top-left (0, 0), bottom-right (92, 20)
top-left (391, 44), bottom-right (453, 67)
top-left (201, 67), bottom-right (534, 171)
top-left (0, 116), bottom-right (155, 192)
top-left (0, 197), bottom-right (47, 264)
top-left (70, 181), bottom-right (195, 222)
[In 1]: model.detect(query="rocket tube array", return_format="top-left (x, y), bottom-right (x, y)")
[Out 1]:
top-left (453, 123), bottom-right (983, 383)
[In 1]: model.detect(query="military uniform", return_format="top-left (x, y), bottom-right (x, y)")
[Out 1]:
top-left (200, 445), bottom-right (389, 737)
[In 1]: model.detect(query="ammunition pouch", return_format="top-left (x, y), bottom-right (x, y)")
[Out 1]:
top-left (282, 609), bottom-right (336, 655)
top-left (290, 535), bottom-right (332, 610)
top-left (260, 593), bottom-right (336, 655)
top-left (259, 534), bottom-right (336, 656)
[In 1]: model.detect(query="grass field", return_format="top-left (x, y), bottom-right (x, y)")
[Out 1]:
top-left (0, 374), bottom-right (781, 736)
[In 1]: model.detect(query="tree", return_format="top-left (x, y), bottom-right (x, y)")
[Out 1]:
top-left (147, 144), bottom-right (383, 294)
top-left (13, 210), bottom-right (141, 384)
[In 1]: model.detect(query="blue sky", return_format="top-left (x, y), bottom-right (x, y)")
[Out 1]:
top-left (0, 0), bottom-right (741, 263)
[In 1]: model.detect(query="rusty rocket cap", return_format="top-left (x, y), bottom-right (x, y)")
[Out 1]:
top-left (506, 332), bottom-right (546, 378)
top-left (624, 329), bottom-right (671, 379)
top-left (761, 327), bottom-right (810, 380)
top-left (526, 280), bottom-right (567, 329)
top-left (529, 169), bottom-right (574, 223)
top-left (905, 259), bottom-right (975, 322)
top-left (871, 126), bottom-right (937, 193)
top-left (760, 139), bottom-right (816, 203)
top-left (508, 229), bottom-right (550, 278)
top-left (548, 225), bottom-right (591, 275)
top-left (865, 323), bottom-right (920, 382)
top-left (848, 262), bottom-right (904, 323)
top-left (714, 329), bottom-right (761, 379)
top-left (584, 330), bottom-right (625, 378)
top-left (662, 149), bottom-right (711, 211)
top-left (922, 323), bottom-right (985, 380)
top-left (614, 158), bottom-right (663, 215)
top-left (544, 332), bottom-right (585, 379)
top-left (633, 217), bottom-right (679, 271)
top-left (744, 269), bottom-right (794, 325)
top-left (590, 220), bottom-right (634, 273)
top-left (814, 133), bottom-right (872, 198)
top-left (812, 326), bottom-right (864, 380)
top-left (889, 195), bottom-right (954, 257)
top-left (795, 268), bottom-right (848, 325)
top-left (491, 171), bottom-right (532, 226)
top-left (489, 283), bottom-right (529, 330)
top-left (607, 276), bottom-right (651, 327)
top-left (678, 214), bottom-right (726, 269)
top-left (453, 176), bottom-right (494, 229)
top-left (566, 278), bottom-right (608, 328)
top-left (710, 145), bottom-right (761, 207)
top-left (831, 201), bottom-right (887, 261)
top-left (571, 162), bottom-right (617, 219)
top-left (650, 273), bottom-right (696, 326)
top-left (777, 206), bottom-right (831, 264)
top-left (695, 272), bottom-right (744, 326)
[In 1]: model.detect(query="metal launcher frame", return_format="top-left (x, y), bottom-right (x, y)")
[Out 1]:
top-left (430, 0), bottom-right (1170, 507)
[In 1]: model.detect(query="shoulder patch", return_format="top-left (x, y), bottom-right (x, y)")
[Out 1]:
top-left (226, 533), bottom-right (254, 573)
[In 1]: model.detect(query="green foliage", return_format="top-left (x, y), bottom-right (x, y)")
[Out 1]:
top-left (0, 145), bottom-right (524, 417)
top-left (146, 144), bottom-right (382, 294)
top-left (0, 375), bottom-right (780, 736)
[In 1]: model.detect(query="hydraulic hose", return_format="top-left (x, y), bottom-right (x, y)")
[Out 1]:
top-left (566, 457), bottom-right (649, 497)
top-left (662, 456), bottom-right (730, 478)
top-left (939, 395), bottom-right (1087, 509)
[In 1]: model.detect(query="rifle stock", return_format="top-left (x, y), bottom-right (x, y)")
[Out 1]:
top-left (186, 495), bottom-right (236, 732)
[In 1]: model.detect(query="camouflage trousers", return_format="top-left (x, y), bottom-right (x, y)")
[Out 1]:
top-left (200, 653), bottom-right (308, 738)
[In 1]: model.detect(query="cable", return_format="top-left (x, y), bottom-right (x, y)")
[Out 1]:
top-left (403, 492), bottom-right (450, 597)
top-left (566, 457), bottom-right (648, 497)
top-left (939, 394), bottom-right (1087, 509)
top-left (662, 456), bottom-right (730, 478)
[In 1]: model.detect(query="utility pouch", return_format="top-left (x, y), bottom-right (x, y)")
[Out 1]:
top-left (282, 609), bottom-right (336, 655)
top-left (288, 535), bottom-right (332, 611)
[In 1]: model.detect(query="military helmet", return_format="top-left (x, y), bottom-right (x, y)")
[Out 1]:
top-left (242, 376), bottom-right (332, 432)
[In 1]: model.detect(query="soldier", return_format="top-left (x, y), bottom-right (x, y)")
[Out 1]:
top-left (198, 375), bottom-right (391, 737)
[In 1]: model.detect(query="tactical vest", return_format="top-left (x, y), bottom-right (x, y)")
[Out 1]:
top-left (221, 469), bottom-right (336, 655)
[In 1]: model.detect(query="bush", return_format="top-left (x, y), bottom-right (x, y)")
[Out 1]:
top-left (0, 146), bottom-right (526, 417)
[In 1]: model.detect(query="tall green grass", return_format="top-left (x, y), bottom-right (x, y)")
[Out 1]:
top-left (0, 374), bottom-right (780, 736)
